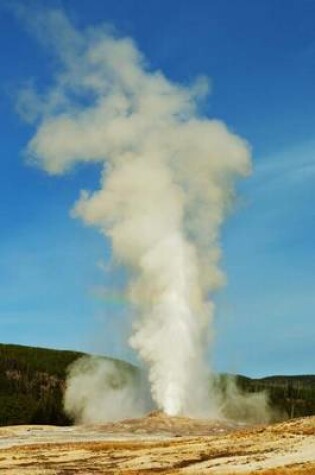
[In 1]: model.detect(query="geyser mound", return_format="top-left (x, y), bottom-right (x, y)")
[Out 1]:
top-left (95, 409), bottom-right (245, 437)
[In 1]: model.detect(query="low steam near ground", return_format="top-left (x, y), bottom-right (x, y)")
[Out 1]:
top-left (64, 356), bottom-right (276, 425)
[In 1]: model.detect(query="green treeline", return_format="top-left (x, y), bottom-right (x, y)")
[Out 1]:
top-left (0, 343), bottom-right (314, 426)
top-left (237, 374), bottom-right (315, 419)
top-left (0, 343), bottom-right (83, 426)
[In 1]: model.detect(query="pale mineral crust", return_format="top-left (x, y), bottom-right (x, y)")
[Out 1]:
top-left (0, 413), bottom-right (314, 474)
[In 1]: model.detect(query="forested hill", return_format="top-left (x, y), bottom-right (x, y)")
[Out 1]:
top-left (0, 343), bottom-right (314, 426)
top-left (0, 343), bottom-right (135, 426)
top-left (235, 374), bottom-right (315, 419)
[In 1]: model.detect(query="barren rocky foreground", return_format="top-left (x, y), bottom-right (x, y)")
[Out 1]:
top-left (0, 412), bottom-right (314, 474)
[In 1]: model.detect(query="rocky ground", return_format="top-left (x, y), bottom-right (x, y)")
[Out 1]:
top-left (0, 412), bottom-right (314, 474)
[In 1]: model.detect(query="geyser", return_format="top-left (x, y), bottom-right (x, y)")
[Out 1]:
top-left (19, 9), bottom-right (251, 418)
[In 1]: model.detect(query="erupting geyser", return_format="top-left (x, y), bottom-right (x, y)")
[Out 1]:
top-left (20, 9), bottom-right (251, 418)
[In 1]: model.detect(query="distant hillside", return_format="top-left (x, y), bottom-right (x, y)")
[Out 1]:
top-left (221, 373), bottom-right (315, 420)
top-left (0, 343), bottom-right (135, 426)
top-left (0, 343), bottom-right (314, 426)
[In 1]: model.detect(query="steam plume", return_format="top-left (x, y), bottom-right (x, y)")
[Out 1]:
top-left (64, 357), bottom-right (150, 423)
top-left (19, 9), bottom-right (251, 418)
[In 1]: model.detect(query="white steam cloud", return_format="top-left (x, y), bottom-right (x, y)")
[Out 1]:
top-left (64, 357), bottom-right (151, 423)
top-left (19, 9), bottom-right (251, 418)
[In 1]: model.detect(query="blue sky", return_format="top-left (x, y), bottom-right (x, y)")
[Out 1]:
top-left (0, 0), bottom-right (314, 377)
